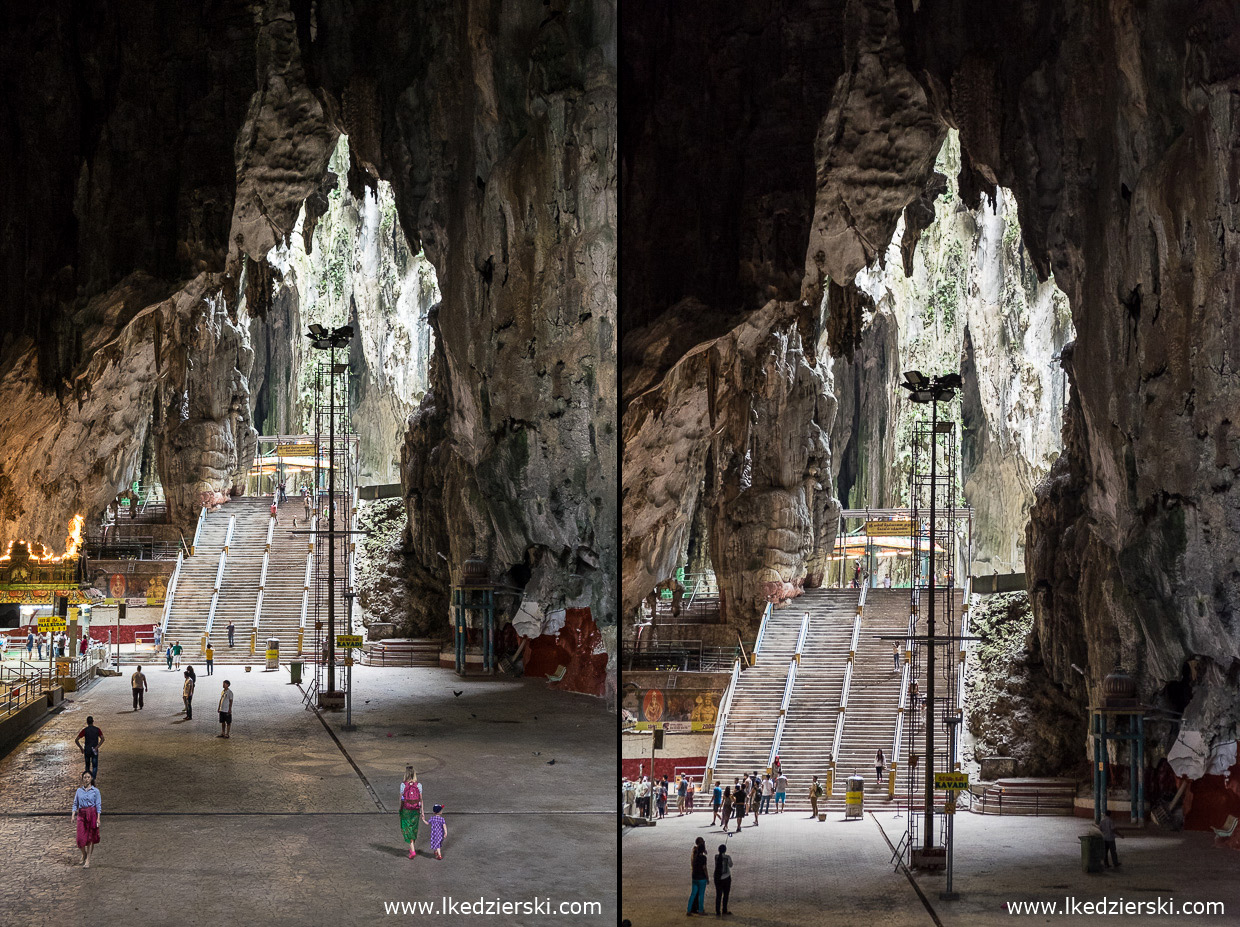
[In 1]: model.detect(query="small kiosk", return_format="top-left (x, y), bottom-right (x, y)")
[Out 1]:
top-left (451, 556), bottom-right (496, 676)
top-left (845, 774), bottom-right (866, 820)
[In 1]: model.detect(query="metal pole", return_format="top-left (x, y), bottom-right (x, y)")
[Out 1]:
top-left (924, 397), bottom-right (938, 850)
top-left (327, 344), bottom-right (336, 694)
top-left (345, 591), bottom-right (355, 730)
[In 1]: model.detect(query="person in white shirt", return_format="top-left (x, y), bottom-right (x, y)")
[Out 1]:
top-left (217, 680), bottom-right (234, 738)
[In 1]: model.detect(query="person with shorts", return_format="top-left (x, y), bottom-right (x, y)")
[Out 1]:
top-left (217, 680), bottom-right (233, 737)
top-left (775, 771), bottom-right (788, 812)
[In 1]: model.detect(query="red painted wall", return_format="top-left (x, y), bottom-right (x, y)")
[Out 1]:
top-left (1183, 760), bottom-right (1240, 847)
top-left (622, 756), bottom-right (708, 781)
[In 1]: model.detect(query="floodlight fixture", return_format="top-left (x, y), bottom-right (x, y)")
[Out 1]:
top-left (902, 370), bottom-right (928, 388)
top-left (308, 323), bottom-right (327, 338)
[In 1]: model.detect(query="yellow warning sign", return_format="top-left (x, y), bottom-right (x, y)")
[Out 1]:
top-left (37, 617), bottom-right (67, 632)
top-left (934, 772), bottom-right (970, 790)
top-left (276, 444), bottom-right (316, 457)
top-left (865, 519), bottom-right (915, 537)
top-left (336, 635), bottom-right (364, 648)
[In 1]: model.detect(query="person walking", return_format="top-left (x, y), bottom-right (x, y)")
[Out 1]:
top-left (686, 776), bottom-right (696, 812)
top-left (657, 776), bottom-right (669, 818)
top-left (719, 787), bottom-right (734, 833)
top-left (36, 633), bottom-right (43, 660)
top-left (25, 629), bottom-right (34, 659)
top-left (71, 771), bottom-right (102, 868)
top-left (205, 642), bottom-right (214, 676)
top-left (677, 775), bottom-right (688, 815)
top-left (687, 837), bottom-right (708, 916)
top-left (732, 782), bottom-right (746, 833)
top-left (636, 777), bottom-right (650, 818)
top-left (713, 843), bottom-right (733, 916)
top-left (809, 776), bottom-right (823, 819)
top-left (400, 766), bottom-right (423, 857)
top-left (217, 680), bottom-right (234, 737)
top-left (75, 717), bottom-right (104, 781)
top-left (227, 620), bottom-right (235, 649)
top-left (1099, 810), bottom-right (1123, 867)
top-left (875, 749), bottom-right (885, 787)
top-left (182, 671), bottom-right (195, 720)
top-left (775, 771), bottom-right (788, 812)
top-left (270, 497), bottom-right (279, 524)
top-left (303, 492), bottom-right (313, 523)
top-left (711, 782), bottom-right (723, 825)
top-left (892, 644), bottom-right (901, 671)
top-left (760, 774), bottom-right (774, 814)
top-left (153, 624), bottom-right (162, 648)
top-left (423, 804), bottom-right (448, 860)
top-left (172, 640), bottom-right (182, 669)
top-left (748, 781), bottom-right (761, 827)
top-left (130, 666), bottom-right (148, 711)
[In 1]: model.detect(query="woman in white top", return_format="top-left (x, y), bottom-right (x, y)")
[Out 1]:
top-left (72, 771), bottom-right (102, 867)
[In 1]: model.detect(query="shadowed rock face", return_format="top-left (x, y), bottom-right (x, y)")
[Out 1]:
top-left (0, 3), bottom-right (617, 665)
top-left (624, 0), bottom-right (1240, 762)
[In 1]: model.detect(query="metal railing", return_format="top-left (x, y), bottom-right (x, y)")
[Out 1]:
top-left (705, 657), bottom-right (744, 785)
top-left (191, 506), bottom-right (207, 555)
top-left (0, 661), bottom-right (55, 719)
top-left (159, 550), bottom-right (184, 638)
top-left (829, 584), bottom-right (866, 791)
top-left (299, 515), bottom-right (315, 635)
top-left (253, 514), bottom-right (273, 638)
top-left (623, 641), bottom-right (741, 673)
top-left (752, 601), bottom-right (774, 663)
top-left (767, 655), bottom-right (798, 769)
top-left (204, 515), bottom-right (235, 638)
top-left (890, 591), bottom-right (918, 796)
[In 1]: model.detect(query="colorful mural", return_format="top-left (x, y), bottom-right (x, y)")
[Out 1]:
top-left (623, 686), bottom-right (720, 730)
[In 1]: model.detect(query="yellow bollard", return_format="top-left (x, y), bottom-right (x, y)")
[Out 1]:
top-left (825, 762), bottom-right (836, 796)
top-left (888, 762), bottom-right (898, 799)
top-left (297, 629), bottom-right (304, 656)
top-left (250, 630), bottom-right (257, 655)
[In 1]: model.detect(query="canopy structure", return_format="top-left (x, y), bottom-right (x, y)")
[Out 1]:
top-left (826, 534), bottom-right (947, 562)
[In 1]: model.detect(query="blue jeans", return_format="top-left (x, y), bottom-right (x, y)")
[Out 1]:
top-left (688, 878), bottom-right (707, 913)
top-left (761, 795), bottom-right (772, 813)
top-left (84, 749), bottom-right (98, 779)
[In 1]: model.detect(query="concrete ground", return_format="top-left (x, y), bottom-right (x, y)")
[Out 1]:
top-left (622, 806), bottom-right (1240, 925)
top-left (0, 663), bottom-right (616, 926)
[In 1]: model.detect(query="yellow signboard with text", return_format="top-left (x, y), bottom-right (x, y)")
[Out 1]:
top-left (865, 519), bottom-right (915, 537)
top-left (934, 772), bottom-right (970, 791)
top-left (275, 444), bottom-right (316, 457)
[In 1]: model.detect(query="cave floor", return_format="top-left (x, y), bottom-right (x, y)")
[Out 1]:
top-left (0, 665), bottom-right (616, 926)
top-left (622, 806), bottom-right (1240, 925)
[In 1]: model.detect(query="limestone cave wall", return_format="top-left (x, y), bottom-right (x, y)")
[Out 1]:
top-left (624, 0), bottom-right (1240, 768)
top-left (0, 2), bottom-right (618, 678)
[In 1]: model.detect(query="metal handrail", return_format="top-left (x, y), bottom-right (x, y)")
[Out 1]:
top-left (223, 514), bottom-right (236, 552)
top-left (794, 611), bottom-right (810, 664)
top-left (299, 515), bottom-right (315, 631)
top-left (830, 585), bottom-right (866, 786)
top-left (768, 657), bottom-right (798, 768)
top-left (204, 521), bottom-right (232, 638)
top-left (890, 593), bottom-right (918, 797)
top-left (752, 601), bottom-right (774, 662)
top-left (159, 550), bottom-right (184, 638)
top-left (705, 657), bottom-right (744, 783)
top-left (254, 524), bottom-right (272, 634)
top-left (191, 506), bottom-right (206, 555)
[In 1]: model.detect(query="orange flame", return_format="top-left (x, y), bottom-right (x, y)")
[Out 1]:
top-left (0, 514), bottom-right (86, 562)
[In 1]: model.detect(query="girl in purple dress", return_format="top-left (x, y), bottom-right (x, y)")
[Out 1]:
top-left (423, 804), bottom-right (448, 860)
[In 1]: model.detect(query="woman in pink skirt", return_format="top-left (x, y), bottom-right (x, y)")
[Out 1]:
top-left (71, 771), bottom-right (101, 867)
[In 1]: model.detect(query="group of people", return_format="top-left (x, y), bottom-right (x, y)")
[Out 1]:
top-left (128, 664), bottom-right (234, 737)
top-left (399, 766), bottom-right (448, 860)
top-left (686, 837), bottom-right (733, 917)
top-left (710, 768), bottom-right (790, 835)
top-left (24, 629), bottom-right (83, 661)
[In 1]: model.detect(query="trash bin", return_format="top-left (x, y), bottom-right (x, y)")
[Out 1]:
top-left (1079, 833), bottom-right (1104, 873)
top-left (289, 661), bottom-right (303, 685)
top-left (265, 638), bottom-right (280, 672)
top-left (845, 775), bottom-right (865, 820)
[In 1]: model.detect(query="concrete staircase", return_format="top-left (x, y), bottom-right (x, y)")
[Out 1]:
top-left (969, 778), bottom-right (1076, 816)
top-left (711, 608), bottom-right (804, 788)
top-left (775, 589), bottom-right (858, 810)
top-left (159, 512), bottom-right (231, 667)
top-left (205, 504), bottom-right (270, 664)
top-left (254, 503), bottom-right (312, 661)
top-left (831, 588), bottom-right (913, 804)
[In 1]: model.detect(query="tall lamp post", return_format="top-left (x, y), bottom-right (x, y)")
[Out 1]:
top-left (899, 370), bottom-right (961, 854)
top-left (307, 323), bottom-right (353, 697)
